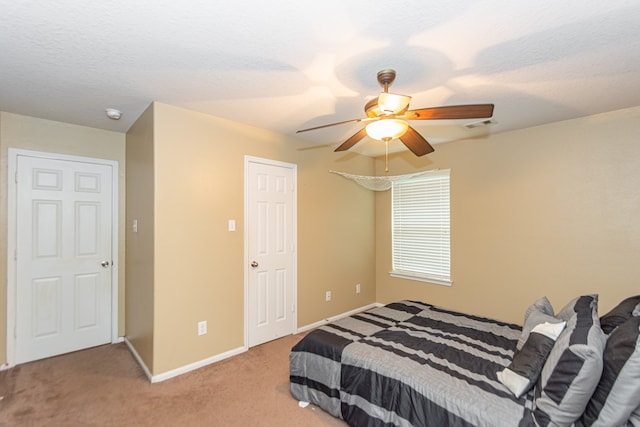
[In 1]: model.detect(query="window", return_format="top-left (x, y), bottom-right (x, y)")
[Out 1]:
top-left (391, 169), bottom-right (451, 285)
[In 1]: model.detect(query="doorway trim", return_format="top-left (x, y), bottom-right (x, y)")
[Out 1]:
top-left (243, 155), bottom-right (297, 349)
top-left (6, 148), bottom-right (119, 367)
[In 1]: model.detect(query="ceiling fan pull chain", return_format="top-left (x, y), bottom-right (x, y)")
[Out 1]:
top-left (385, 139), bottom-right (389, 173)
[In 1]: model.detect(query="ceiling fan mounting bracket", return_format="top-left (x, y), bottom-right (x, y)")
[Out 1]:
top-left (377, 69), bottom-right (396, 92)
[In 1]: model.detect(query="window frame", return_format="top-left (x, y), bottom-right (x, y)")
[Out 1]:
top-left (390, 169), bottom-right (452, 286)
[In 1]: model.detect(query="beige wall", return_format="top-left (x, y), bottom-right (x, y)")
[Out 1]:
top-left (375, 106), bottom-right (640, 324)
top-left (0, 111), bottom-right (126, 365)
top-left (129, 103), bottom-right (375, 375)
top-left (8, 102), bottom-right (635, 374)
top-left (125, 104), bottom-right (155, 370)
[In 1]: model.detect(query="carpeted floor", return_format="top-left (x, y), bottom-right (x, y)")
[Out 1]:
top-left (0, 333), bottom-right (347, 426)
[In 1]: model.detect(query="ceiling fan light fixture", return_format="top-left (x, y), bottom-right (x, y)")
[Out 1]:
top-left (366, 118), bottom-right (409, 141)
top-left (378, 92), bottom-right (411, 114)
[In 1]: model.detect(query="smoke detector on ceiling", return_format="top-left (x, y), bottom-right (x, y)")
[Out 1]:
top-left (105, 108), bottom-right (122, 120)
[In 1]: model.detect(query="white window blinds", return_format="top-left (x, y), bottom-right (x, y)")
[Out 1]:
top-left (391, 169), bottom-right (451, 285)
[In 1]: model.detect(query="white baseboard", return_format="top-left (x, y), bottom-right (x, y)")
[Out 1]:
top-left (123, 338), bottom-right (153, 381)
top-left (122, 302), bottom-right (382, 383)
top-left (124, 337), bottom-right (246, 383)
top-left (296, 302), bottom-right (382, 333)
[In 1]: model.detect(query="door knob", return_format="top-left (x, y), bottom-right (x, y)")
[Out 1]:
top-left (101, 261), bottom-right (110, 268)
top-left (250, 261), bottom-right (259, 268)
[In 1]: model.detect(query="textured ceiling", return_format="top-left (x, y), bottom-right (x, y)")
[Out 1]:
top-left (1, 1), bottom-right (639, 156)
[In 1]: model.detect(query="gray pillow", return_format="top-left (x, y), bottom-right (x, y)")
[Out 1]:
top-left (532, 295), bottom-right (606, 426)
top-left (498, 321), bottom-right (566, 398)
top-left (555, 294), bottom-right (590, 321)
top-left (517, 296), bottom-right (558, 350)
top-left (600, 295), bottom-right (640, 334)
top-left (524, 296), bottom-right (555, 320)
top-left (629, 405), bottom-right (640, 427)
top-left (580, 315), bottom-right (640, 426)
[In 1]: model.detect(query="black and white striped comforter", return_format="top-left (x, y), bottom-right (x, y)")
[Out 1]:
top-left (290, 301), bottom-right (536, 427)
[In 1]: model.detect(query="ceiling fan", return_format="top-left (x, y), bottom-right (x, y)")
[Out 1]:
top-left (296, 69), bottom-right (494, 161)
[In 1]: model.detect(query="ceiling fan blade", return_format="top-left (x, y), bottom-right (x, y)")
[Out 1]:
top-left (404, 104), bottom-right (494, 120)
top-left (399, 127), bottom-right (435, 157)
top-left (296, 117), bottom-right (368, 133)
top-left (334, 128), bottom-right (368, 152)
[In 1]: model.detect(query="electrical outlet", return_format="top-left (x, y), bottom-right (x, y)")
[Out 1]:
top-left (198, 320), bottom-right (207, 336)
top-left (356, 283), bottom-right (361, 294)
top-left (325, 291), bottom-right (331, 302)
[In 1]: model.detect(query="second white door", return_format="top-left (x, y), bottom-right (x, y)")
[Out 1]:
top-left (246, 158), bottom-right (296, 347)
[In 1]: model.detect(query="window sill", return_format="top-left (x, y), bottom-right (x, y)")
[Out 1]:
top-left (389, 271), bottom-right (452, 287)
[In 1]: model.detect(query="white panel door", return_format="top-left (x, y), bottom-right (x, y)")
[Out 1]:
top-left (15, 154), bottom-right (113, 364)
top-left (247, 159), bottom-right (296, 347)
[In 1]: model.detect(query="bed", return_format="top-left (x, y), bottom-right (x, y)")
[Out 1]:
top-left (290, 296), bottom-right (639, 427)
top-left (290, 301), bottom-right (534, 426)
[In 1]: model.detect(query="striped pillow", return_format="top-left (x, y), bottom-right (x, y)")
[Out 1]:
top-left (532, 295), bottom-right (606, 426)
top-left (581, 315), bottom-right (640, 426)
top-left (498, 321), bottom-right (566, 398)
top-left (600, 295), bottom-right (640, 334)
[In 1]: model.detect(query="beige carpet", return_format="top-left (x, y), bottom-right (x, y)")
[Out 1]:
top-left (0, 333), bottom-right (347, 426)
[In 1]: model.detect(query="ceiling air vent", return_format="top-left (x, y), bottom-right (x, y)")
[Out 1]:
top-left (464, 118), bottom-right (496, 129)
